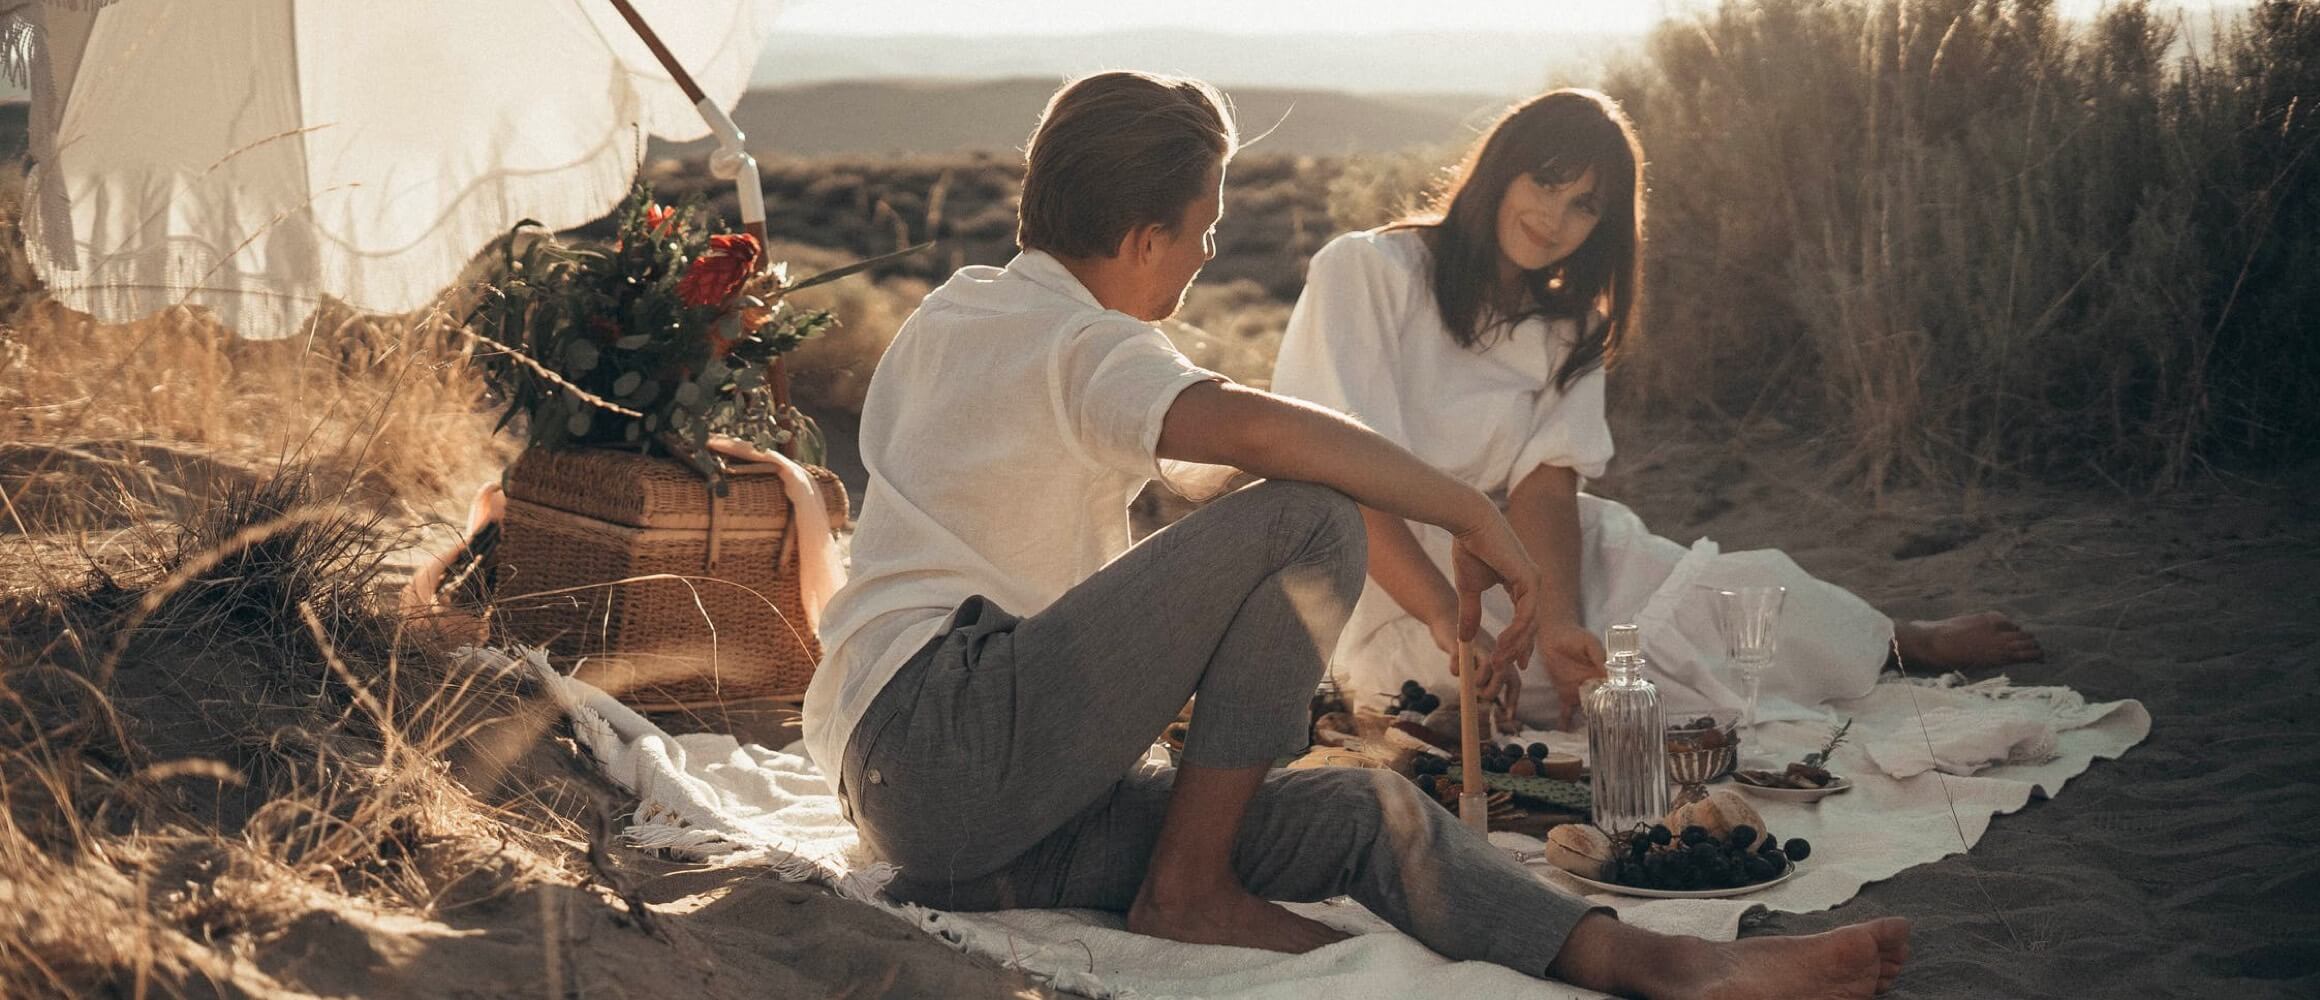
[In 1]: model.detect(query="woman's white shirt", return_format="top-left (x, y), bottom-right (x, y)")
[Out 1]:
top-left (1272, 228), bottom-right (1615, 716)
top-left (1272, 228), bottom-right (1888, 727)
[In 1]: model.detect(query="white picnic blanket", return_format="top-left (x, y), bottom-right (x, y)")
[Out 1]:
top-left (490, 646), bottom-right (2148, 1000)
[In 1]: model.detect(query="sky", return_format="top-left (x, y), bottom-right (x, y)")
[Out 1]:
top-left (768, 0), bottom-right (2234, 36)
top-left (0, 1), bottom-right (2249, 102)
top-left (773, 0), bottom-right (1686, 35)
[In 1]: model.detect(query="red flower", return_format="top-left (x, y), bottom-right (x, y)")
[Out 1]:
top-left (677, 233), bottom-right (760, 308)
top-left (644, 203), bottom-right (676, 234)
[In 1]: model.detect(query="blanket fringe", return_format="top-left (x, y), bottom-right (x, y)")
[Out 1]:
top-left (880, 901), bottom-right (1130, 999)
top-left (487, 646), bottom-right (904, 903)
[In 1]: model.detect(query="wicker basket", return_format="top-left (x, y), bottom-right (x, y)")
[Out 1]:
top-left (488, 447), bottom-right (848, 710)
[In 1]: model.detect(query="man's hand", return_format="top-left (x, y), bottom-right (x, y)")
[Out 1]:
top-left (1534, 621), bottom-right (1606, 729)
top-left (1428, 617), bottom-right (1523, 731)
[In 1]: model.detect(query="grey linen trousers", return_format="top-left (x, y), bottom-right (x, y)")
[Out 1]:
top-left (838, 480), bottom-right (1599, 977)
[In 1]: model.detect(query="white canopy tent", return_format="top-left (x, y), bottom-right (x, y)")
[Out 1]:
top-left (3, 0), bottom-right (781, 339)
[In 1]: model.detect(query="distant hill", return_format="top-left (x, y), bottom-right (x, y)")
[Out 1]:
top-left (750, 29), bottom-right (1628, 98)
top-left (670, 78), bottom-right (1510, 159)
top-left (0, 78), bottom-right (1492, 170)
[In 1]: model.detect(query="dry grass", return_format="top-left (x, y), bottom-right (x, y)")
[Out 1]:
top-left (761, 239), bottom-right (933, 417)
top-left (0, 466), bottom-right (594, 998)
top-left (0, 179), bottom-right (595, 997)
top-left (1602, 0), bottom-right (2320, 492)
top-left (1166, 279), bottom-right (1295, 391)
top-left (0, 299), bottom-right (505, 512)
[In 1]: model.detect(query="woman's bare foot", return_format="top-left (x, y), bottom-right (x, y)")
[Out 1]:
top-left (1895, 611), bottom-right (2042, 671)
top-left (1688, 918), bottom-right (1913, 999)
top-left (1126, 881), bottom-right (1349, 954)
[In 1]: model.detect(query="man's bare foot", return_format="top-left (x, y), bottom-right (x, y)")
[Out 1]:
top-left (1689, 917), bottom-right (1912, 999)
top-left (1895, 611), bottom-right (2042, 671)
top-left (1552, 913), bottom-right (1909, 998)
top-left (1126, 881), bottom-right (1349, 954)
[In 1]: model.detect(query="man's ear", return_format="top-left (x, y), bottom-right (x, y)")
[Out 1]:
top-left (1120, 222), bottom-right (1165, 267)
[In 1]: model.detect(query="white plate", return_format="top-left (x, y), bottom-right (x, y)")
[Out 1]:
top-left (1561, 859), bottom-right (1796, 899)
top-left (1731, 775), bottom-right (1854, 802)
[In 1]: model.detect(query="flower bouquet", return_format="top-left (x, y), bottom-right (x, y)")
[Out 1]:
top-left (469, 180), bottom-right (915, 487)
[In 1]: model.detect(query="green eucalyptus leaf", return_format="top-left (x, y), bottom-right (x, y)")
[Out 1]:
top-left (566, 409), bottom-right (592, 437)
top-left (612, 372), bottom-right (644, 396)
top-left (613, 334), bottom-right (653, 350)
top-left (674, 382), bottom-right (704, 408)
top-left (563, 338), bottom-right (600, 372)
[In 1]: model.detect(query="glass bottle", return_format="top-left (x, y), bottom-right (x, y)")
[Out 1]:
top-left (1586, 623), bottom-right (1668, 835)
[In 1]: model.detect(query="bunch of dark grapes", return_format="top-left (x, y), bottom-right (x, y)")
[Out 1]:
top-left (1410, 752), bottom-right (1450, 796)
top-left (1389, 680), bottom-right (1443, 716)
top-left (1477, 742), bottom-right (1552, 776)
top-left (1604, 824), bottom-right (1813, 892)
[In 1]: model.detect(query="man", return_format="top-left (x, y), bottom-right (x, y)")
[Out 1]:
top-left (802, 70), bottom-right (1910, 996)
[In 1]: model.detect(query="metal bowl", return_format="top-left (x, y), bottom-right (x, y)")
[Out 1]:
top-left (1665, 745), bottom-right (1739, 804)
top-left (1664, 714), bottom-right (1742, 804)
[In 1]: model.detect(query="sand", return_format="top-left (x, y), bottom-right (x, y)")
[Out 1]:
top-left (1580, 425), bottom-right (2320, 999)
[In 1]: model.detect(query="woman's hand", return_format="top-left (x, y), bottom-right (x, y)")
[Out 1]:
top-left (1427, 617), bottom-right (1523, 731)
top-left (1533, 621), bottom-right (1606, 729)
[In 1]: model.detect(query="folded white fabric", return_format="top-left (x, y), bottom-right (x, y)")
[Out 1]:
top-left (1856, 674), bottom-right (2124, 778)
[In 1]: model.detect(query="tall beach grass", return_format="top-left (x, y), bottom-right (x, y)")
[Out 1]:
top-left (1603, 0), bottom-right (2320, 491)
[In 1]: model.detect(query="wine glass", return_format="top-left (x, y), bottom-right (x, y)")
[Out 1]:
top-left (1715, 586), bottom-right (1786, 736)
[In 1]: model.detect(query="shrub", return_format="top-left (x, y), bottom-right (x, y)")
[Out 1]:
top-left (1601, 0), bottom-right (2320, 489)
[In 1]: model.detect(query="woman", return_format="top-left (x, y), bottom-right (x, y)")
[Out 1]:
top-left (1272, 89), bottom-right (2040, 732)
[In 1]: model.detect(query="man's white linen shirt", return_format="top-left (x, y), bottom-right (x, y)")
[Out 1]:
top-left (801, 251), bottom-right (1231, 791)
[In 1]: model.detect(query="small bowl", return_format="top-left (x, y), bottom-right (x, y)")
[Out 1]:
top-left (1664, 713), bottom-right (1742, 804)
top-left (1665, 745), bottom-right (1738, 804)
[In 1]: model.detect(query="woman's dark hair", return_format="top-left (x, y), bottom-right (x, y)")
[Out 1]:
top-left (1390, 88), bottom-right (1643, 390)
top-left (1018, 72), bottom-right (1239, 259)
